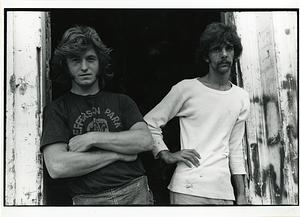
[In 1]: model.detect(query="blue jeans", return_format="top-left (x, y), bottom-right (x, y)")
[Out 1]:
top-left (72, 176), bottom-right (154, 205)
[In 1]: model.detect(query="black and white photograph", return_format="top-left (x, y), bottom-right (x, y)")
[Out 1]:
top-left (1, 2), bottom-right (299, 217)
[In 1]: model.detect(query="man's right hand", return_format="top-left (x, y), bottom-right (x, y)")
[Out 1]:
top-left (158, 149), bottom-right (201, 168)
top-left (118, 153), bottom-right (138, 162)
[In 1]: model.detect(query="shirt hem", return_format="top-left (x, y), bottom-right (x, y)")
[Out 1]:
top-left (167, 185), bottom-right (235, 201)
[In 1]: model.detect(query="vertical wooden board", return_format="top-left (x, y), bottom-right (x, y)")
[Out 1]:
top-left (233, 12), bottom-right (269, 204)
top-left (5, 11), bottom-right (45, 205)
top-left (14, 12), bottom-right (41, 205)
top-left (42, 12), bottom-right (52, 106)
top-left (234, 11), bottom-right (298, 205)
top-left (39, 12), bottom-right (52, 204)
top-left (5, 11), bottom-right (17, 205)
top-left (255, 12), bottom-right (290, 205)
top-left (272, 12), bottom-right (298, 204)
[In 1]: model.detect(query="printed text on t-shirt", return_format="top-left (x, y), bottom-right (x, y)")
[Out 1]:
top-left (73, 106), bottom-right (121, 135)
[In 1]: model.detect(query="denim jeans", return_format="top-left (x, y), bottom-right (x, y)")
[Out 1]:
top-left (170, 191), bottom-right (234, 205)
top-left (72, 176), bottom-right (154, 205)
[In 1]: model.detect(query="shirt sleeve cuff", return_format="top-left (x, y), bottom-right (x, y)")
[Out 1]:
top-left (152, 137), bottom-right (169, 159)
top-left (230, 161), bottom-right (247, 174)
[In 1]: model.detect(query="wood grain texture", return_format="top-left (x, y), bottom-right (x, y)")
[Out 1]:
top-left (230, 11), bottom-right (298, 205)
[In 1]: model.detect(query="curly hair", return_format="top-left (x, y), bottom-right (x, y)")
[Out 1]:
top-left (198, 22), bottom-right (243, 61)
top-left (51, 25), bottom-right (113, 88)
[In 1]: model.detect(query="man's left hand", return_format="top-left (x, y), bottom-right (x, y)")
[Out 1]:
top-left (68, 133), bottom-right (93, 152)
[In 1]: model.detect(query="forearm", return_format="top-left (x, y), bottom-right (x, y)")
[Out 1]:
top-left (232, 174), bottom-right (246, 199)
top-left (69, 122), bottom-right (153, 154)
top-left (90, 130), bottom-right (153, 154)
top-left (44, 144), bottom-right (121, 179)
top-left (57, 151), bottom-right (119, 178)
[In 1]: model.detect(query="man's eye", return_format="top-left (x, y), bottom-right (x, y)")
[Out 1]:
top-left (71, 58), bottom-right (80, 63)
top-left (210, 47), bottom-right (221, 52)
top-left (87, 58), bottom-right (96, 62)
top-left (226, 45), bottom-right (234, 51)
top-left (87, 56), bottom-right (97, 62)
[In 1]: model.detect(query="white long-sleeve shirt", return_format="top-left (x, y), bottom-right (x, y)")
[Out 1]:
top-left (144, 78), bottom-right (250, 200)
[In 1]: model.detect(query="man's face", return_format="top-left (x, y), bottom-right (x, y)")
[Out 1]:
top-left (66, 48), bottom-right (100, 89)
top-left (207, 42), bottom-right (235, 75)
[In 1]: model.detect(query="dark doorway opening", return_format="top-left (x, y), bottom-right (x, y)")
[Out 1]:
top-left (45, 9), bottom-right (221, 205)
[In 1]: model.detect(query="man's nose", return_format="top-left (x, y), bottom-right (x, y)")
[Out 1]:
top-left (220, 47), bottom-right (228, 57)
top-left (81, 60), bottom-right (88, 71)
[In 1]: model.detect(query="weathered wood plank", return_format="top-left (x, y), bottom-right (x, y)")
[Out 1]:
top-left (255, 12), bottom-right (287, 205)
top-left (233, 12), bottom-right (269, 204)
top-left (233, 11), bottom-right (298, 205)
top-left (5, 11), bottom-right (46, 205)
top-left (6, 12), bottom-right (17, 205)
top-left (272, 12), bottom-right (298, 204)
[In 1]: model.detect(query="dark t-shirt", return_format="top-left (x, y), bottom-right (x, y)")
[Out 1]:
top-left (41, 91), bottom-right (145, 196)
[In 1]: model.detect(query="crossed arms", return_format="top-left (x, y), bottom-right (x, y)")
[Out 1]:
top-left (43, 122), bottom-right (153, 179)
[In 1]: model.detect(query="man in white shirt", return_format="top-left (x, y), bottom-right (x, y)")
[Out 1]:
top-left (144, 22), bottom-right (250, 205)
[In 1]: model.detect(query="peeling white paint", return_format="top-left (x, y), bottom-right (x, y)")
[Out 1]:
top-left (272, 11), bottom-right (298, 205)
top-left (232, 11), bottom-right (298, 205)
top-left (231, 12), bottom-right (268, 204)
top-left (5, 10), bottom-right (297, 206)
top-left (6, 11), bottom-right (17, 205)
top-left (6, 11), bottom-right (48, 205)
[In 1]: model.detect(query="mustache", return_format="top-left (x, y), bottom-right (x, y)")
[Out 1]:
top-left (218, 60), bottom-right (232, 65)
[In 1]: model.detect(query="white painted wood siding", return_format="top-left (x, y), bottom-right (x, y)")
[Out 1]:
top-left (232, 11), bottom-right (298, 205)
top-left (5, 11), bottom-right (50, 205)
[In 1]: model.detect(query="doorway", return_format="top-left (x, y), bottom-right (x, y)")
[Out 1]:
top-left (45, 9), bottom-right (221, 205)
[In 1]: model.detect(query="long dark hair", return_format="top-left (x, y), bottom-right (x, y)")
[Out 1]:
top-left (51, 25), bottom-right (113, 89)
top-left (197, 22), bottom-right (243, 61)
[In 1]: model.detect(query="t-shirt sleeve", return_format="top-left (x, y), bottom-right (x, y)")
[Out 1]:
top-left (119, 94), bottom-right (144, 130)
top-left (40, 103), bottom-right (72, 151)
top-left (229, 91), bottom-right (250, 174)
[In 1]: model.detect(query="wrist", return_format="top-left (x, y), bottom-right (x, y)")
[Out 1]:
top-left (88, 131), bottom-right (98, 148)
top-left (115, 152), bottom-right (122, 160)
top-left (158, 150), bottom-right (170, 160)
